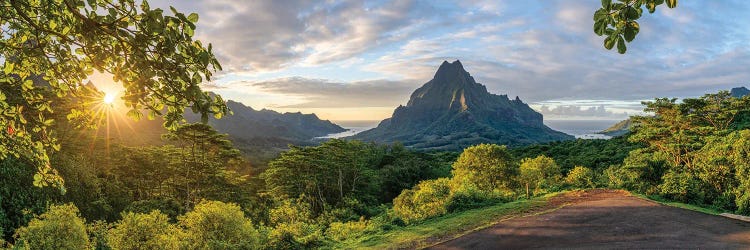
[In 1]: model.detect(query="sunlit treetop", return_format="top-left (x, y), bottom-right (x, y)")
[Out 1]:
top-left (0, 0), bottom-right (228, 189)
top-left (593, 0), bottom-right (678, 54)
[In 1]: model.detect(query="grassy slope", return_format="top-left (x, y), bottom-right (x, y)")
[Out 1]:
top-left (331, 192), bottom-right (568, 250)
top-left (634, 194), bottom-right (724, 215)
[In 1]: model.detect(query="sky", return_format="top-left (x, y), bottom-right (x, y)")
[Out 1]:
top-left (137, 0), bottom-right (750, 122)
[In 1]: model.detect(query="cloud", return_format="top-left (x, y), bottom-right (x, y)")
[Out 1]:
top-left (536, 105), bottom-right (627, 120)
top-left (243, 77), bottom-right (419, 108)
top-left (150, 0), bottom-right (750, 121)
top-left (151, 0), bottom-right (432, 74)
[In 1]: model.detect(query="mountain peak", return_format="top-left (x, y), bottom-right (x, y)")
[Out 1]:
top-left (731, 86), bottom-right (750, 98)
top-left (352, 60), bottom-right (573, 150)
top-left (434, 60), bottom-right (466, 79)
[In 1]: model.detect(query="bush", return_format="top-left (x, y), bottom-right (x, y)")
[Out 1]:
top-left (392, 178), bottom-right (452, 223)
top-left (108, 210), bottom-right (181, 250)
top-left (267, 198), bottom-right (323, 249)
top-left (729, 130), bottom-right (750, 215)
top-left (658, 170), bottom-right (705, 204)
top-left (14, 204), bottom-right (89, 250)
top-left (565, 166), bottom-right (595, 188)
top-left (179, 200), bottom-right (261, 250)
top-left (87, 220), bottom-right (112, 250)
top-left (325, 217), bottom-right (369, 241)
top-left (446, 188), bottom-right (498, 212)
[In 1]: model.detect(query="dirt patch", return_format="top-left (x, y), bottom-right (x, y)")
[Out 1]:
top-left (428, 189), bottom-right (750, 249)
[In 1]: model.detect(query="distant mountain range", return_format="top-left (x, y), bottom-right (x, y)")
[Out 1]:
top-left (731, 87), bottom-right (750, 98)
top-left (350, 60), bottom-right (573, 150)
top-left (185, 100), bottom-right (346, 148)
top-left (99, 98), bottom-right (345, 164)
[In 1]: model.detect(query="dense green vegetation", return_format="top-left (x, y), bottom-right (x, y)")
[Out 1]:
top-left (511, 136), bottom-right (642, 173)
top-left (606, 92), bottom-right (750, 214)
top-left (4, 1), bottom-right (750, 248)
top-left (4, 90), bottom-right (749, 249)
top-left (0, 0), bottom-right (226, 186)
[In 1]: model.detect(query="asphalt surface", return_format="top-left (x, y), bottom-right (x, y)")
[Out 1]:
top-left (430, 190), bottom-right (750, 249)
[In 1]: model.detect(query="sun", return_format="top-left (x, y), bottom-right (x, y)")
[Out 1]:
top-left (103, 92), bottom-right (116, 104)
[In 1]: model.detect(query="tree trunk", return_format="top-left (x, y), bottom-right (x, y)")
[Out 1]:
top-left (526, 182), bottom-right (530, 199)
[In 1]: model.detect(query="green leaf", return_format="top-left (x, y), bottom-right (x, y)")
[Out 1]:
top-left (594, 9), bottom-right (608, 22)
top-left (666, 0), bottom-right (677, 8)
top-left (22, 80), bottom-right (34, 90)
top-left (594, 20), bottom-right (607, 36)
top-left (604, 36), bottom-right (616, 50)
top-left (626, 6), bottom-right (639, 19)
top-left (601, 0), bottom-right (611, 9)
top-left (127, 109), bottom-right (143, 121)
top-left (616, 35), bottom-right (627, 54)
top-left (3, 63), bottom-right (14, 74)
top-left (623, 21), bottom-right (640, 42)
top-left (148, 110), bottom-right (157, 120)
top-left (188, 13), bottom-right (199, 23)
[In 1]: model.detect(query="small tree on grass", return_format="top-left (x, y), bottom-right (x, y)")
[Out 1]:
top-left (451, 144), bottom-right (517, 192)
top-left (519, 155), bottom-right (562, 198)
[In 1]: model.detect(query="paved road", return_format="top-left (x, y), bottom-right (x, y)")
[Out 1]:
top-left (430, 191), bottom-right (750, 249)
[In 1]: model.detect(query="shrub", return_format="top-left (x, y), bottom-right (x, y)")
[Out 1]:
top-left (446, 188), bottom-right (496, 212)
top-left (14, 204), bottom-right (89, 250)
top-left (179, 200), bottom-right (261, 249)
top-left (107, 210), bottom-right (181, 250)
top-left (729, 130), bottom-right (750, 215)
top-left (267, 198), bottom-right (323, 249)
top-left (565, 166), bottom-right (595, 188)
top-left (392, 178), bottom-right (452, 223)
top-left (325, 217), bottom-right (369, 241)
top-left (87, 220), bottom-right (112, 250)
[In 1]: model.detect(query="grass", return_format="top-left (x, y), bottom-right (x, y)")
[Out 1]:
top-left (632, 193), bottom-right (724, 215)
top-left (330, 191), bottom-right (569, 250)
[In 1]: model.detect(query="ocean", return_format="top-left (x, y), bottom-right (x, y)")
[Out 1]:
top-left (543, 120), bottom-right (619, 139)
top-left (320, 120), bottom-right (620, 140)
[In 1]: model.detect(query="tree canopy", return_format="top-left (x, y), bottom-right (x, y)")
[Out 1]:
top-left (0, 0), bottom-right (226, 188)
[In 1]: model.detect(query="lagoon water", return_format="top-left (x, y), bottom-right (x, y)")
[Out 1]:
top-left (543, 120), bottom-right (619, 139)
top-left (319, 119), bottom-right (620, 140)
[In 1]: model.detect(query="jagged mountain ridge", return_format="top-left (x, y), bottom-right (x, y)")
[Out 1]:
top-left (351, 60), bottom-right (573, 150)
top-left (185, 100), bottom-right (346, 147)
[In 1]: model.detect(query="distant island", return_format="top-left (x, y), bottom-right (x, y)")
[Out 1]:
top-left (598, 119), bottom-right (632, 137)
